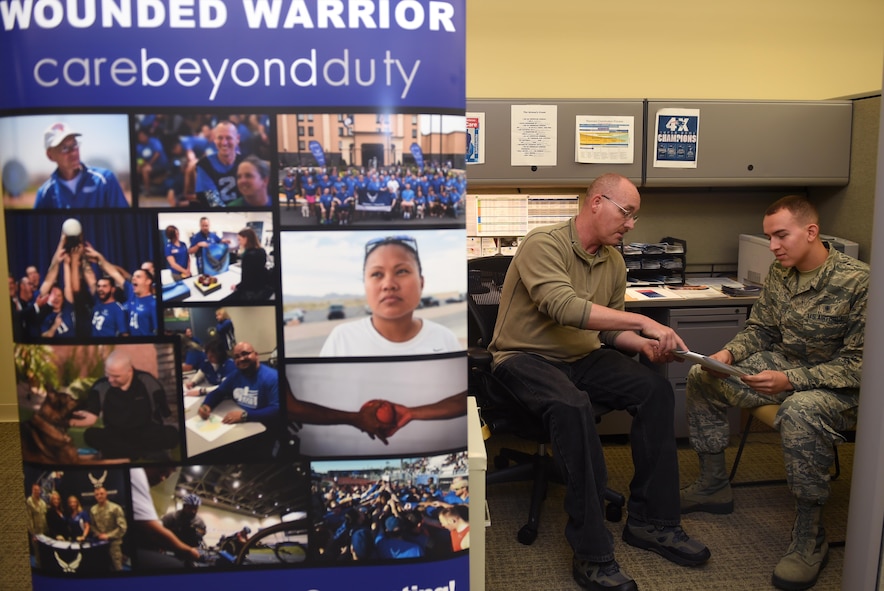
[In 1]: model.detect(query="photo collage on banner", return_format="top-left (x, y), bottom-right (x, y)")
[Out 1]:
top-left (0, 3), bottom-right (468, 589)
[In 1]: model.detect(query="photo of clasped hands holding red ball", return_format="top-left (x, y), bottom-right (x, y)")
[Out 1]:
top-left (286, 386), bottom-right (466, 446)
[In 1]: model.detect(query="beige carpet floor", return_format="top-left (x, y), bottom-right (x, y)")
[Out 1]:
top-left (484, 430), bottom-right (851, 591)
top-left (0, 421), bottom-right (32, 591)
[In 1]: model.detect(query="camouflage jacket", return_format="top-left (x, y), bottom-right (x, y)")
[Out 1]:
top-left (725, 245), bottom-right (868, 394)
top-left (90, 501), bottom-right (127, 541)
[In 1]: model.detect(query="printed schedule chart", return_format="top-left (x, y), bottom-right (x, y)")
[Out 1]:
top-left (467, 194), bottom-right (579, 236)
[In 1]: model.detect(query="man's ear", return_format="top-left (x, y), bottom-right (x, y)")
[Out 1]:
top-left (806, 222), bottom-right (820, 242)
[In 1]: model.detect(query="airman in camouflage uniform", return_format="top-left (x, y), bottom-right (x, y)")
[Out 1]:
top-left (680, 195), bottom-right (868, 591)
top-left (90, 486), bottom-right (128, 571)
top-left (26, 483), bottom-right (47, 566)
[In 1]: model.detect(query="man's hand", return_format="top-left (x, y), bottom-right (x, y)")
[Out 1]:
top-left (83, 243), bottom-right (102, 264)
top-left (354, 399), bottom-right (394, 444)
top-left (702, 350), bottom-right (735, 379)
top-left (222, 409), bottom-right (247, 424)
top-left (198, 405), bottom-right (212, 420)
top-left (386, 403), bottom-right (415, 438)
top-left (741, 370), bottom-right (793, 396)
top-left (640, 339), bottom-right (673, 363)
top-left (69, 410), bottom-right (98, 428)
top-left (639, 320), bottom-right (687, 356)
top-left (53, 233), bottom-right (66, 259)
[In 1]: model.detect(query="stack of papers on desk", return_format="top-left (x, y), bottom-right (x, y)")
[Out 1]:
top-left (626, 285), bottom-right (724, 301)
top-left (685, 277), bottom-right (744, 288)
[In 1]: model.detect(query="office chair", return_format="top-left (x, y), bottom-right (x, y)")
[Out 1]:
top-left (467, 254), bottom-right (625, 546)
top-left (729, 404), bottom-right (854, 487)
top-left (727, 403), bottom-right (854, 548)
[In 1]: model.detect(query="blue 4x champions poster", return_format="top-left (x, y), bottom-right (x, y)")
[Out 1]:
top-left (1, 2), bottom-right (469, 589)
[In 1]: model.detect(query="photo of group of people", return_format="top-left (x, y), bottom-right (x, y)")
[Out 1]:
top-left (275, 112), bottom-right (466, 228)
top-left (7, 212), bottom-right (157, 341)
top-left (278, 163), bottom-right (467, 227)
top-left (134, 114), bottom-right (272, 209)
top-left (4, 107), bottom-right (468, 578)
top-left (24, 467), bottom-right (130, 574)
top-left (312, 453), bottom-right (471, 562)
top-left (156, 211), bottom-right (276, 304)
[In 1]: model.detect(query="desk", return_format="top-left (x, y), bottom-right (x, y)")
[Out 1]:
top-left (625, 294), bottom-right (759, 309)
top-left (624, 283), bottom-right (759, 309)
top-left (161, 266), bottom-right (242, 303)
top-left (467, 396), bottom-right (487, 591)
top-left (184, 396), bottom-right (266, 458)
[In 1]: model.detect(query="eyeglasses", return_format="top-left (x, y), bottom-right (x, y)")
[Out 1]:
top-left (601, 194), bottom-right (639, 222)
top-left (56, 140), bottom-right (80, 154)
top-left (365, 235), bottom-right (419, 257)
top-left (233, 350), bottom-right (256, 359)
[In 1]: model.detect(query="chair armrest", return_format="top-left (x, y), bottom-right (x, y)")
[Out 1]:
top-left (468, 346), bottom-right (493, 372)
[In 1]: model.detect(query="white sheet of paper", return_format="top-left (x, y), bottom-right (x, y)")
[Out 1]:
top-left (673, 350), bottom-right (748, 377)
top-left (511, 105), bottom-right (557, 166)
top-left (185, 413), bottom-right (236, 442)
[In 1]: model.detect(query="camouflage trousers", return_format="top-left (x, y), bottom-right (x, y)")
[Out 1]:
top-left (685, 351), bottom-right (858, 504)
top-left (108, 539), bottom-right (123, 571)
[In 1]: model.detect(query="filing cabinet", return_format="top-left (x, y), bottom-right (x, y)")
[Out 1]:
top-left (641, 306), bottom-right (749, 437)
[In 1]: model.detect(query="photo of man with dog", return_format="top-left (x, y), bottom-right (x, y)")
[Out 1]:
top-left (17, 343), bottom-right (182, 465)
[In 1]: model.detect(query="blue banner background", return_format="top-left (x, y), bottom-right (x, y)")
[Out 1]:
top-left (0, 0), bottom-right (465, 110)
top-left (5, 1), bottom-right (468, 588)
top-left (33, 554), bottom-right (469, 591)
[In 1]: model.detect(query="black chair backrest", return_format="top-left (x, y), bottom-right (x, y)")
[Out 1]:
top-left (466, 254), bottom-right (610, 436)
top-left (466, 255), bottom-right (549, 437)
top-left (467, 255), bottom-right (513, 348)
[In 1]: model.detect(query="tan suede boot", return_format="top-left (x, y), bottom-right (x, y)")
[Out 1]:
top-left (680, 451), bottom-right (734, 514)
top-left (772, 502), bottom-right (828, 590)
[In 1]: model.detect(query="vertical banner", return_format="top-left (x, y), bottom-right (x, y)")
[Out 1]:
top-left (1, 2), bottom-right (467, 590)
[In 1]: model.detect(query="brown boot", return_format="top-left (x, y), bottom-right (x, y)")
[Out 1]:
top-left (772, 502), bottom-right (828, 590)
top-left (680, 452), bottom-right (734, 514)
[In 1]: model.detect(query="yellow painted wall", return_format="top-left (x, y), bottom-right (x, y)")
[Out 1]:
top-left (2, 1), bottom-right (883, 418)
top-left (467, 0), bottom-right (884, 100)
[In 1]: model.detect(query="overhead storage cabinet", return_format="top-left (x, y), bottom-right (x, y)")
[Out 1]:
top-left (466, 99), bottom-right (644, 187)
top-left (644, 100), bottom-right (853, 187)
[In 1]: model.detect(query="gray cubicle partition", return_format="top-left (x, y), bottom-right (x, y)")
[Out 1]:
top-left (466, 99), bottom-right (645, 187)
